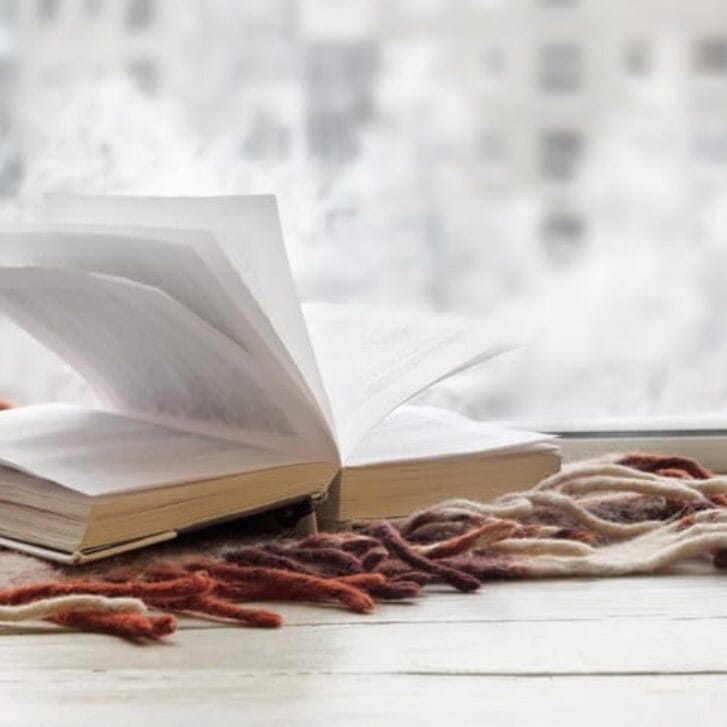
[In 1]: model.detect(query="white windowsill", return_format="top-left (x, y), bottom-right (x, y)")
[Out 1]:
top-left (500, 414), bottom-right (727, 471)
top-left (553, 430), bottom-right (727, 472)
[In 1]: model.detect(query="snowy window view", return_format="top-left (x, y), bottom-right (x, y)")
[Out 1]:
top-left (695, 36), bottom-right (727, 74)
top-left (538, 42), bottom-right (583, 94)
top-left (0, 0), bottom-right (726, 429)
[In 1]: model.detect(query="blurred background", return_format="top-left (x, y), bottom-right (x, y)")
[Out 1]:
top-left (0, 0), bottom-right (726, 428)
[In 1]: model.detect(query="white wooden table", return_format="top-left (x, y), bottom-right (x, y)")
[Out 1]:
top-left (2, 574), bottom-right (726, 725)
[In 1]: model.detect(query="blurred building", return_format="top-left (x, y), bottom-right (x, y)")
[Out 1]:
top-left (0, 0), bottom-right (725, 258)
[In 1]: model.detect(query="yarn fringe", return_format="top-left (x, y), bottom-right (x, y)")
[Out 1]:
top-left (2, 451), bottom-right (727, 642)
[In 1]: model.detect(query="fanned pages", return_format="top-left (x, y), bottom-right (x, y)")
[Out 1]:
top-left (346, 405), bottom-right (551, 466)
top-left (0, 194), bottom-right (557, 561)
top-left (0, 228), bottom-right (332, 449)
top-left (303, 302), bottom-right (512, 456)
top-left (43, 194), bottom-right (333, 428)
top-left (0, 267), bottom-right (326, 458)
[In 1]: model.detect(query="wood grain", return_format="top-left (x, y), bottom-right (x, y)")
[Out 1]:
top-left (3, 675), bottom-right (727, 727)
top-left (2, 574), bottom-right (727, 724)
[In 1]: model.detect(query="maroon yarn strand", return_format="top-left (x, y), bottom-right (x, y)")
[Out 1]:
top-left (366, 521), bottom-right (481, 592)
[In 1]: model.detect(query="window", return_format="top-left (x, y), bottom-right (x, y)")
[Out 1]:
top-left (401, 0), bottom-right (446, 15)
top-left (306, 111), bottom-right (358, 163)
top-left (540, 129), bottom-right (583, 181)
top-left (539, 0), bottom-right (579, 7)
top-left (0, 0), bottom-right (16, 23)
top-left (538, 42), bottom-right (583, 93)
top-left (326, 204), bottom-right (358, 237)
top-left (304, 43), bottom-right (375, 114)
top-left (0, 57), bottom-right (15, 95)
top-left (83, 0), bottom-right (104, 17)
top-left (694, 37), bottom-right (727, 74)
top-left (0, 107), bottom-right (19, 193)
top-left (0, 138), bottom-right (20, 194)
top-left (127, 57), bottom-right (158, 94)
top-left (541, 210), bottom-right (585, 263)
top-left (478, 129), bottom-right (506, 165)
top-left (242, 111), bottom-right (291, 160)
top-left (37, 0), bottom-right (59, 23)
top-left (301, 0), bottom-right (371, 39)
top-left (694, 132), bottom-right (727, 165)
top-left (624, 40), bottom-right (651, 75)
top-left (470, 0), bottom-right (505, 9)
top-left (126, 0), bottom-right (155, 31)
top-left (0, 139), bottom-right (22, 195)
top-left (480, 44), bottom-right (506, 79)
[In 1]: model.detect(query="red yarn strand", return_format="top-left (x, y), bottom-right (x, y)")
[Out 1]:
top-left (52, 610), bottom-right (177, 640)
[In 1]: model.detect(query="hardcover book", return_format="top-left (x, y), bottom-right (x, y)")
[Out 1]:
top-left (0, 194), bottom-right (559, 563)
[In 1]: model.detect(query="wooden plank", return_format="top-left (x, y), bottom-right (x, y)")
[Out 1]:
top-left (238, 573), bottom-right (727, 627)
top-left (2, 613), bottom-right (727, 676)
top-left (2, 572), bottom-right (727, 632)
top-left (2, 575), bottom-right (727, 724)
top-left (2, 674), bottom-right (726, 727)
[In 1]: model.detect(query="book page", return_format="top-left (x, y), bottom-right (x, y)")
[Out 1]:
top-left (0, 267), bottom-right (329, 458)
top-left (42, 194), bottom-right (332, 428)
top-left (0, 227), bottom-right (328, 437)
top-left (303, 302), bottom-right (513, 456)
top-left (0, 227), bottom-right (277, 354)
top-left (0, 404), bottom-right (304, 495)
top-left (345, 405), bottom-right (551, 467)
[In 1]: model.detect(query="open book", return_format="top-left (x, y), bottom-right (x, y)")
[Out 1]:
top-left (0, 195), bottom-right (559, 563)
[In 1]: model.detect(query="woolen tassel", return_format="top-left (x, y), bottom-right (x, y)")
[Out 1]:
top-left (0, 573), bottom-right (212, 606)
top-left (365, 521), bottom-right (481, 592)
top-left (617, 453), bottom-right (712, 480)
top-left (169, 595), bottom-right (283, 628)
top-left (298, 533), bottom-right (383, 557)
top-left (224, 547), bottom-right (316, 574)
top-left (0, 594), bottom-right (147, 622)
top-left (415, 519), bottom-right (517, 559)
top-left (52, 610), bottom-right (177, 640)
top-left (389, 571), bottom-right (433, 586)
top-left (185, 561), bottom-right (376, 613)
top-left (337, 574), bottom-right (422, 600)
top-left (264, 543), bottom-right (363, 576)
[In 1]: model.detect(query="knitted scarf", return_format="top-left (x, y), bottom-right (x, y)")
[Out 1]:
top-left (0, 451), bottom-right (724, 642)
